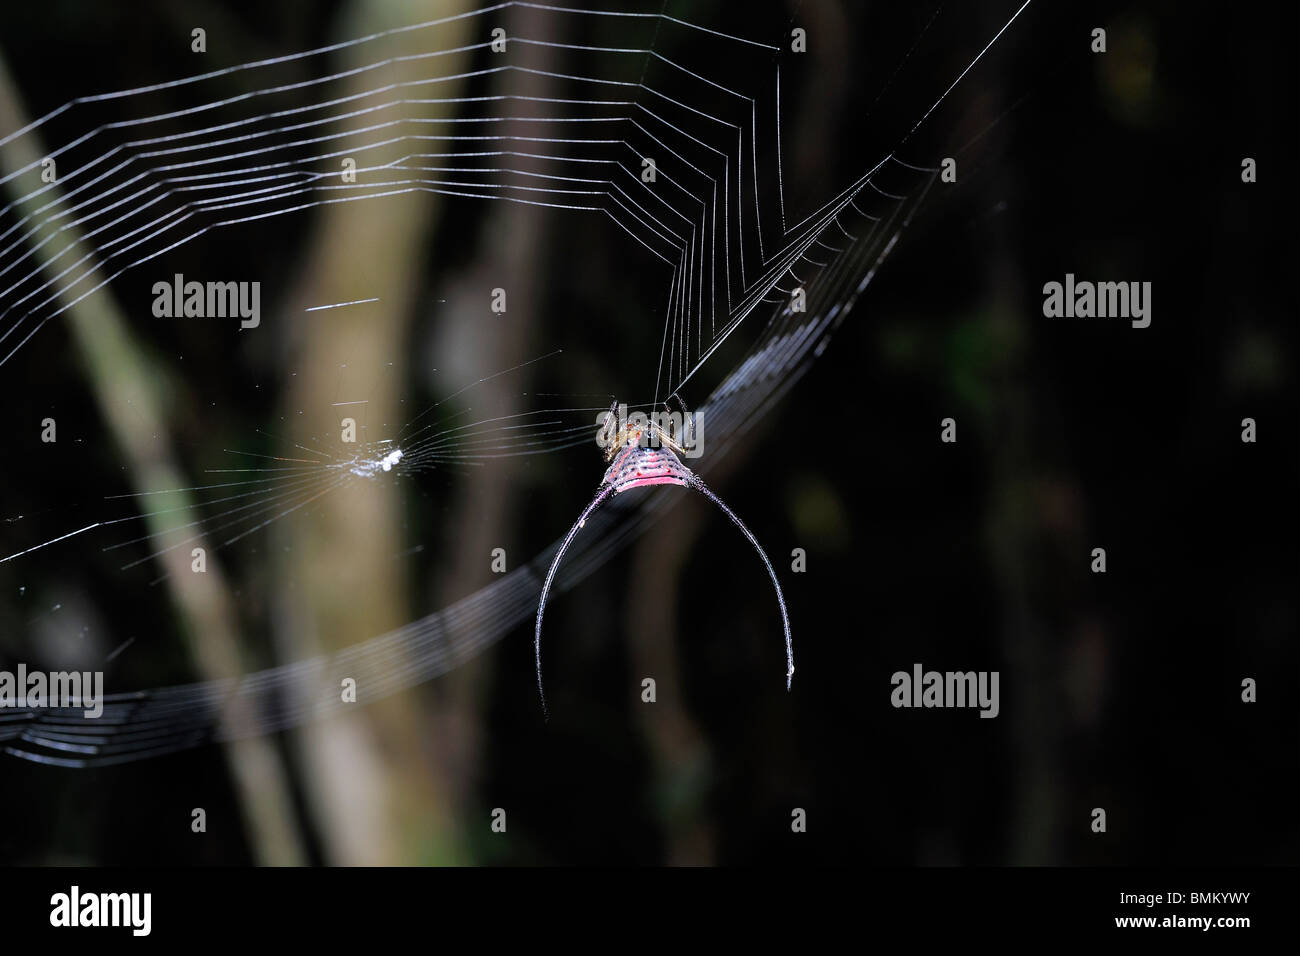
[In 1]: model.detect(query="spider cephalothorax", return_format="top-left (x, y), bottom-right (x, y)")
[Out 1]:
top-left (600, 401), bottom-right (684, 457)
top-left (534, 399), bottom-right (793, 717)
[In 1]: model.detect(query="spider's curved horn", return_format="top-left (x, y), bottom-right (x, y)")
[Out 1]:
top-left (534, 483), bottom-right (616, 719)
top-left (689, 476), bottom-right (795, 690)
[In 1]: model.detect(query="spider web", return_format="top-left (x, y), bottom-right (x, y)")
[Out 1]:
top-left (0, 0), bottom-right (1033, 765)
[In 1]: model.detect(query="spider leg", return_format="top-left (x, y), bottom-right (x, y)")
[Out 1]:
top-left (688, 476), bottom-right (795, 690)
top-left (534, 482), bottom-right (616, 719)
top-left (653, 426), bottom-right (688, 458)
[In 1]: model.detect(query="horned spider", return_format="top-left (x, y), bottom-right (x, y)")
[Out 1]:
top-left (534, 398), bottom-right (793, 718)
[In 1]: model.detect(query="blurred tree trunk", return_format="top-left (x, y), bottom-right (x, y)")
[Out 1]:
top-left (626, 492), bottom-right (716, 865)
top-left (273, 0), bottom-right (474, 866)
top-left (427, 0), bottom-right (556, 847)
top-left (0, 54), bottom-right (305, 866)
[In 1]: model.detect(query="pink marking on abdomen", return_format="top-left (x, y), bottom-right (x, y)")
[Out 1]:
top-left (616, 474), bottom-right (686, 491)
top-left (603, 444), bottom-right (693, 495)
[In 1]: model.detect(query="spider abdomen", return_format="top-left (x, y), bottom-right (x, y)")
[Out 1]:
top-left (602, 445), bottom-right (692, 494)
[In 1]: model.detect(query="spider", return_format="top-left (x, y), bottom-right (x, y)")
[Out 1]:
top-left (534, 400), bottom-right (793, 717)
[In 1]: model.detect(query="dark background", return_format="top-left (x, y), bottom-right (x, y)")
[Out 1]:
top-left (0, 0), bottom-right (1294, 865)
